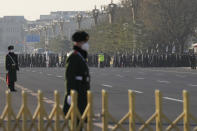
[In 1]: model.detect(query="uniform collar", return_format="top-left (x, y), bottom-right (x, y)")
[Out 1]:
top-left (73, 46), bottom-right (87, 59)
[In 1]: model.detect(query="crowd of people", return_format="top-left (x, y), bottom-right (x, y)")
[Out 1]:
top-left (17, 52), bottom-right (196, 69)
top-left (88, 53), bottom-right (196, 68)
top-left (18, 53), bottom-right (66, 67)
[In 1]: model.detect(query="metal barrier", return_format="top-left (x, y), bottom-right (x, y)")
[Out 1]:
top-left (102, 89), bottom-right (197, 131)
top-left (0, 90), bottom-right (93, 131)
top-left (0, 89), bottom-right (197, 131)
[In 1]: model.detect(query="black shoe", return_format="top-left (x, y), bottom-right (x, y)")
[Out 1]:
top-left (11, 89), bottom-right (17, 92)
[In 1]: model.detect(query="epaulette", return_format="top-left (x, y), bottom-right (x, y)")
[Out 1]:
top-left (73, 51), bottom-right (78, 55)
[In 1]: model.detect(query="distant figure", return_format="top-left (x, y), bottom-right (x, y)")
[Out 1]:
top-left (98, 53), bottom-right (105, 68)
top-left (190, 54), bottom-right (196, 69)
top-left (5, 45), bottom-right (19, 92)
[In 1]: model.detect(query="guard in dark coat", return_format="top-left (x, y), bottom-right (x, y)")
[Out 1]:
top-left (5, 45), bottom-right (19, 92)
top-left (190, 54), bottom-right (196, 69)
top-left (63, 31), bottom-right (90, 117)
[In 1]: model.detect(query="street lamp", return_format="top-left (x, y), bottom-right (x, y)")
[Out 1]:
top-left (23, 27), bottom-right (28, 53)
top-left (59, 17), bottom-right (65, 39)
top-left (41, 25), bottom-right (50, 67)
top-left (108, 0), bottom-right (117, 24)
top-left (51, 20), bottom-right (58, 38)
top-left (76, 13), bottom-right (83, 30)
top-left (92, 5), bottom-right (100, 25)
top-left (42, 26), bottom-right (49, 52)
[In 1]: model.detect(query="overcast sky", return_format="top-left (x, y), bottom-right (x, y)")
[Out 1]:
top-left (0, 0), bottom-right (119, 20)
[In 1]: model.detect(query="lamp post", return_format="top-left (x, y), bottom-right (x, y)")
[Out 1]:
top-left (108, 0), bottom-right (117, 24)
top-left (51, 20), bottom-right (58, 38)
top-left (92, 5), bottom-right (100, 25)
top-left (42, 25), bottom-right (50, 67)
top-left (23, 27), bottom-right (28, 53)
top-left (76, 13), bottom-right (83, 30)
top-left (42, 26), bottom-right (49, 52)
top-left (130, 0), bottom-right (139, 53)
top-left (59, 17), bottom-right (64, 39)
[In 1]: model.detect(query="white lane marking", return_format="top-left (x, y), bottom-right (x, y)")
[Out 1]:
top-left (102, 84), bottom-right (113, 88)
top-left (136, 78), bottom-right (145, 80)
top-left (39, 72), bottom-right (43, 74)
top-left (176, 75), bottom-right (186, 78)
top-left (32, 71), bottom-right (36, 72)
top-left (0, 76), bottom-right (57, 107)
top-left (189, 84), bottom-right (197, 87)
top-left (116, 74), bottom-right (124, 78)
top-left (94, 123), bottom-right (113, 129)
top-left (47, 74), bottom-right (52, 76)
top-left (142, 68), bottom-right (197, 75)
top-left (156, 73), bottom-right (164, 76)
top-left (131, 90), bottom-right (143, 94)
top-left (157, 80), bottom-right (170, 84)
top-left (56, 76), bottom-right (63, 78)
top-left (163, 97), bottom-right (183, 103)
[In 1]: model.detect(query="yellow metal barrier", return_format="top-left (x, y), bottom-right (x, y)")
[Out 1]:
top-left (0, 89), bottom-right (197, 131)
top-left (139, 90), bottom-right (178, 131)
top-left (0, 90), bottom-right (93, 131)
top-left (166, 90), bottom-right (197, 131)
top-left (102, 89), bottom-right (197, 131)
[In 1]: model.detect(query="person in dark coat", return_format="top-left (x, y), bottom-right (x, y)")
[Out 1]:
top-left (63, 31), bottom-right (90, 118)
top-left (190, 54), bottom-right (196, 69)
top-left (5, 45), bottom-right (19, 92)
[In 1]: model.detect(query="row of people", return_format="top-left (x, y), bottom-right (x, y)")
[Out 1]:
top-left (88, 53), bottom-right (196, 68)
top-left (18, 53), bottom-right (66, 67)
top-left (17, 52), bottom-right (196, 68)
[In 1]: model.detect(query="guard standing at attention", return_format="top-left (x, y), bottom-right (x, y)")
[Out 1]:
top-left (63, 31), bottom-right (90, 118)
top-left (5, 45), bottom-right (19, 92)
top-left (190, 54), bottom-right (196, 69)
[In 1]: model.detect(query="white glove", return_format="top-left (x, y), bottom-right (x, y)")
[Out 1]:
top-left (67, 95), bottom-right (71, 105)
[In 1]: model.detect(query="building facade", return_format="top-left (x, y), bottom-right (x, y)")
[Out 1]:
top-left (0, 16), bottom-right (26, 52)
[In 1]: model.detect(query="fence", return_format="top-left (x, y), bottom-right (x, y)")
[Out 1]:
top-left (0, 89), bottom-right (197, 131)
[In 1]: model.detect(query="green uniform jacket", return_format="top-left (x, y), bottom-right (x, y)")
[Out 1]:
top-left (63, 51), bottom-right (90, 115)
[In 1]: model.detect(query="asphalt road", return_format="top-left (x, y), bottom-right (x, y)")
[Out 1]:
top-left (1, 64), bottom-right (197, 130)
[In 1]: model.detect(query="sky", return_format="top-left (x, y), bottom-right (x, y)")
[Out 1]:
top-left (0, 0), bottom-right (119, 21)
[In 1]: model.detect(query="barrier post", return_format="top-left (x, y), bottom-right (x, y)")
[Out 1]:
top-left (54, 90), bottom-right (60, 131)
top-left (38, 90), bottom-right (44, 131)
top-left (22, 91), bottom-right (27, 131)
top-left (102, 90), bottom-right (108, 131)
top-left (87, 91), bottom-right (93, 131)
top-left (128, 90), bottom-right (135, 131)
top-left (155, 90), bottom-right (162, 131)
top-left (6, 91), bottom-right (11, 131)
top-left (183, 90), bottom-right (190, 131)
top-left (71, 91), bottom-right (77, 131)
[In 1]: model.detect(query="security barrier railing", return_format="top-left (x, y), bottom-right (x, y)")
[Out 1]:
top-left (102, 89), bottom-right (197, 131)
top-left (0, 90), bottom-right (93, 131)
top-left (0, 89), bottom-right (197, 131)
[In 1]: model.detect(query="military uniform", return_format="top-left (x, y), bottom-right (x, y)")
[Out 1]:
top-left (63, 46), bottom-right (90, 115)
top-left (190, 54), bottom-right (196, 69)
top-left (5, 49), bottom-right (19, 91)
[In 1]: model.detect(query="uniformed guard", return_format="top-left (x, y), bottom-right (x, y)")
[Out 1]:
top-left (5, 45), bottom-right (19, 92)
top-left (190, 54), bottom-right (196, 69)
top-left (63, 31), bottom-right (90, 125)
top-left (98, 53), bottom-right (105, 68)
